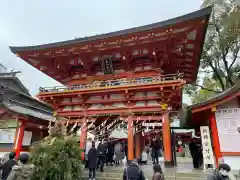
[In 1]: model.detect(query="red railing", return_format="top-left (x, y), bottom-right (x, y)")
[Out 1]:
top-left (39, 73), bottom-right (184, 93)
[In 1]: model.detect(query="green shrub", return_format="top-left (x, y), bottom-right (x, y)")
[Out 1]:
top-left (30, 125), bottom-right (83, 180)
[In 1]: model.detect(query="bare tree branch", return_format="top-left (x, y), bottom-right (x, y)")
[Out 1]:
top-left (212, 11), bottom-right (235, 86)
top-left (207, 56), bottom-right (226, 90)
top-left (229, 44), bottom-right (240, 70)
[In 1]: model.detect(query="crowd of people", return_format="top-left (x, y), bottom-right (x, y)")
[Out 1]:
top-left (0, 137), bottom-right (237, 180)
top-left (0, 152), bottom-right (34, 180)
top-left (85, 139), bottom-right (165, 180)
top-left (84, 138), bottom-right (128, 171)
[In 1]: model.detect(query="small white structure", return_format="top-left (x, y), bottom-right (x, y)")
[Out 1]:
top-left (109, 128), bottom-right (128, 139)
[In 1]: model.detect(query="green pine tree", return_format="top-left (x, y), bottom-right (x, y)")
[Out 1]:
top-left (30, 123), bottom-right (83, 180)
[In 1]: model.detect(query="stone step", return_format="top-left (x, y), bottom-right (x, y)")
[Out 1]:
top-left (83, 170), bottom-right (208, 178)
top-left (82, 176), bottom-right (206, 180)
top-left (83, 172), bottom-right (208, 179)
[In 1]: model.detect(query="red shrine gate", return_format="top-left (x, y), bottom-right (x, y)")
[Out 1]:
top-left (9, 7), bottom-right (212, 166)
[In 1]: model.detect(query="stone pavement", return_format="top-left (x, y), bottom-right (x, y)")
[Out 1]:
top-left (83, 158), bottom-right (210, 180)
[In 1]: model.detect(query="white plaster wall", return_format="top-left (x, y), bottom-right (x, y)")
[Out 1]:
top-left (88, 96), bottom-right (102, 100)
top-left (110, 94), bottom-right (123, 99)
top-left (146, 91), bottom-right (157, 96)
top-left (135, 101), bottom-right (145, 106)
top-left (134, 92), bottom-right (145, 97)
top-left (222, 156), bottom-right (240, 171)
top-left (147, 100), bottom-right (158, 105)
top-left (216, 98), bottom-right (240, 171)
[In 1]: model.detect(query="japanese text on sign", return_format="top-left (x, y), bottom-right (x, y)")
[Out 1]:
top-left (200, 126), bottom-right (215, 169)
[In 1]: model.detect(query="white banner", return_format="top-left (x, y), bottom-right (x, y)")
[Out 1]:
top-left (22, 131), bottom-right (32, 146)
top-left (215, 108), bottom-right (240, 152)
top-left (200, 126), bottom-right (215, 168)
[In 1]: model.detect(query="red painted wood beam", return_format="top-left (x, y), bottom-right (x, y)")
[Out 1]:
top-left (57, 106), bottom-right (166, 116)
top-left (57, 95), bottom-right (180, 106)
top-left (38, 80), bottom-right (184, 98)
top-left (128, 115), bottom-right (162, 121)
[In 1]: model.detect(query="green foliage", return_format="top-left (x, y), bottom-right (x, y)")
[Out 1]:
top-left (30, 128), bottom-right (83, 180)
top-left (184, 0), bottom-right (240, 103)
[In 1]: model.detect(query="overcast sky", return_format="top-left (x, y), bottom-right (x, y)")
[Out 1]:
top-left (0, 0), bottom-right (203, 104)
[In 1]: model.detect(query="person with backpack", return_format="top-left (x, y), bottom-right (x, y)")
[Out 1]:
top-left (7, 153), bottom-right (34, 180)
top-left (0, 152), bottom-right (17, 180)
top-left (88, 142), bottom-right (99, 180)
top-left (152, 164), bottom-right (164, 180)
top-left (123, 159), bottom-right (145, 180)
top-left (207, 163), bottom-right (234, 180)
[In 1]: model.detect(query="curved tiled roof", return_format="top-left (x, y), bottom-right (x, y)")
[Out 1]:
top-left (9, 6), bottom-right (212, 53)
top-left (189, 80), bottom-right (240, 110)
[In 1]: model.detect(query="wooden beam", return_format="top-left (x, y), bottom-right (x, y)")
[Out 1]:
top-left (57, 106), bottom-right (167, 116)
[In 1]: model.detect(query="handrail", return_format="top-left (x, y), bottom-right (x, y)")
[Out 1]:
top-left (39, 73), bottom-right (184, 93)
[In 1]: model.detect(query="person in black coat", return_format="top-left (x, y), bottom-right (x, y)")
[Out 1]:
top-left (152, 138), bottom-right (161, 164)
top-left (88, 142), bottom-right (99, 180)
top-left (189, 138), bottom-right (200, 168)
top-left (106, 142), bottom-right (114, 166)
top-left (0, 152), bottom-right (17, 180)
top-left (97, 140), bottom-right (107, 172)
top-left (123, 159), bottom-right (145, 180)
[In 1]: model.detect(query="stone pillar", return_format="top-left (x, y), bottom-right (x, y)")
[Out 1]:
top-left (128, 116), bottom-right (134, 161)
top-left (162, 113), bottom-right (172, 167)
top-left (14, 118), bottom-right (25, 158)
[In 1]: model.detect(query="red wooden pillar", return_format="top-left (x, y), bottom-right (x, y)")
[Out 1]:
top-left (80, 121), bottom-right (87, 160)
top-left (14, 118), bottom-right (25, 158)
top-left (210, 108), bottom-right (221, 167)
top-left (128, 116), bottom-right (134, 161)
top-left (135, 133), bottom-right (141, 159)
top-left (140, 131), bottom-right (145, 153)
top-left (162, 112), bottom-right (172, 167)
